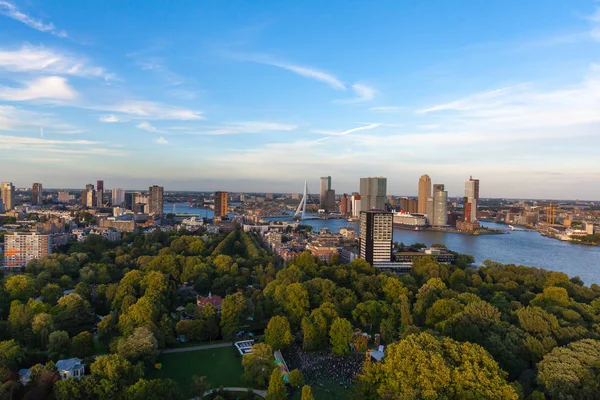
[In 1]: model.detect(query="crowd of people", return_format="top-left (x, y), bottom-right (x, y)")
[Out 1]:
top-left (283, 345), bottom-right (364, 391)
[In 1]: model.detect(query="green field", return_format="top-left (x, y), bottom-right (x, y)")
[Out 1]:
top-left (150, 346), bottom-right (248, 393)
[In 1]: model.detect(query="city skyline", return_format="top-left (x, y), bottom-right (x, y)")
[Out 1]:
top-left (1, 1), bottom-right (600, 198)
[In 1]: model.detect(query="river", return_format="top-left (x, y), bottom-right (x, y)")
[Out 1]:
top-left (165, 204), bottom-right (600, 285)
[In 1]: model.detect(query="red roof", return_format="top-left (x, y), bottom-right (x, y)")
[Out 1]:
top-left (197, 294), bottom-right (223, 308)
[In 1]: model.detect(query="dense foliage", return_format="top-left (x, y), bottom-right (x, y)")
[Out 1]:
top-left (0, 227), bottom-right (598, 399)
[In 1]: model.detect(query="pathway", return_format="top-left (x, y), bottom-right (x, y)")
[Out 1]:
top-left (162, 342), bottom-right (232, 354)
top-left (195, 387), bottom-right (266, 399)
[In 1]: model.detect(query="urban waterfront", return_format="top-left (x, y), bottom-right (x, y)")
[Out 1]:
top-left (165, 203), bottom-right (600, 285)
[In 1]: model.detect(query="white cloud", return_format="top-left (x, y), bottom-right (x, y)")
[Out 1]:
top-left (96, 101), bottom-right (204, 120)
top-left (0, 45), bottom-right (111, 79)
top-left (189, 121), bottom-right (297, 135)
top-left (155, 137), bottom-right (169, 145)
top-left (0, 134), bottom-right (99, 145)
top-left (312, 123), bottom-right (382, 136)
top-left (0, 134), bottom-right (127, 157)
top-left (337, 83), bottom-right (376, 103)
top-left (0, 76), bottom-right (77, 101)
top-left (99, 114), bottom-right (121, 123)
top-left (0, 105), bottom-right (40, 130)
top-left (369, 106), bottom-right (404, 112)
top-left (137, 121), bottom-right (161, 132)
top-left (0, 0), bottom-right (67, 37)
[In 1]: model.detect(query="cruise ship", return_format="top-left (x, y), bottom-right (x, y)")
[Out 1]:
top-left (393, 212), bottom-right (427, 230)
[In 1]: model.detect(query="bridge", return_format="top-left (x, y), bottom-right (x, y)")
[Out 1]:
top-left (294, 181), bottom-right (321, 220)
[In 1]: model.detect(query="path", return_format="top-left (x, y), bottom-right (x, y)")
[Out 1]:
top-left (195, 387), bottom-right (266, 399)
top-left (162, 342), bottom-right (232, 354)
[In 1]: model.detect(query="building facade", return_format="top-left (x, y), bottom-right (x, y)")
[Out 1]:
top-left (1, 182), bottom-right (15, 211)
top-left (359, 177), bottom-right (387, 211)
top-left (428, 184), bottom-right (448, 226)
top-left (215, 191), bottom-right (228, 218)
top-left (112, 188), bottom-right (125, 207)
top-left (418, 174), bottom-right (431, 214)
top-left (359, 210), bottom-right (393, 264)
top-left (464, 176), bottom-right (480, 223)
top-left (32, 183), bottom-right (43, 206)
top-left (4, 232), bottom-right (51, 269)
top-left (148, 185), bottom-right (164, 217)
top-left (96, 180), bottom-right (104, 208)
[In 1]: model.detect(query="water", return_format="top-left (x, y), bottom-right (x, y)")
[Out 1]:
top-left (164, 203), bottom-right (214, 219)
top-left (267, 217), bottom-right (600, 285)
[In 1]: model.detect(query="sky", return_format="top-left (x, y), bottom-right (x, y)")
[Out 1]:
top-left (0, 0), bottom-right (600, 199)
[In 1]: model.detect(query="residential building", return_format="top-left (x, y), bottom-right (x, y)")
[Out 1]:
top-left (359, 177), bottom-right (387, 211)
top-left (112, 188), bottom-right (125, 207)
top-left (58, 191), bottom-right (74, 203)
top-left (351, 194), bottom-right (362, 217)
top-left (4, 232), bottom-right (51, 269)
top-left (148, 185), bottom-right (164, 217)
top-left (306, 243), bottom-right (339, 263)
top-left (32, 183), bottom-right (43, 206)
top-left (196, 293), bottom-right (223, 311)
top-left (96, 180), bottom-right (104, 208)
top-left (340, 193), bottom-right (349, 214)
top-left (418, 174), bottom-right (431, 214)
top-left (428, 184), bottom-right (448, 226)
top-left (1, 182), bottom-right (15, 211)
top-left (86, 189), bottom-right (96, 208)
top-left (215, 191), bottom-right (228, 219)
top-left (464, 176), bottom-right (480, 223)
top-left (124, 192), bottom-right (135, 210)
top-left (359, 210), bottom-right (393, 264)
top-left (99, 219), bottom-right (136, 232)
top-left (56, 358), bottom-right (85, 379)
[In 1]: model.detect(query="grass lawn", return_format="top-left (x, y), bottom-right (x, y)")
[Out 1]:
top-left (291, 383), bottom-right (354, 400)
top-left (150, 346), bottom-right (248, 393)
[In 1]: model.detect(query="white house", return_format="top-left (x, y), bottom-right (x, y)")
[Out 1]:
top-left (56, 358), bottom-right (85, 379)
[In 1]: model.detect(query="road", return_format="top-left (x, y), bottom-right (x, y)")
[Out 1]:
top-left (162, 342), bottom-right (233, 354)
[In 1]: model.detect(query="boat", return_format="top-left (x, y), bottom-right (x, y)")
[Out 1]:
top-left (508, 225), bottom-right (516, 231)
top-left (347, 217), bottom-right (358, 222)
top-left (414, 227), bottom-right (420, 231)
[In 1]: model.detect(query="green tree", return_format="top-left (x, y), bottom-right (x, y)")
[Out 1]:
top-left (330, 317), bottom-right (353, 356)
top-left (265, 316), bottom-right (294, 350)
top-left (355, 332), bottom-right (518, 399)
top-left (301, 385), bottom-right (314, 400)
top-left (190, 375), bottom-right (211, 398)
top-left (283, 283), bottom-right (310, 327)
top-left (90, 354), bottom-right (144, 398)
top-left (125, 378), bottom-right (182, 400)
top-left (53, 377), bottom-right (86, 400)
top-left (117, 326), bottom-right (158, 363)
top-left (289, 369), bottom-right (304, 388)
top-left (220, 292), bottom-right (249, 340)
top-left (71, 331), bottom-right (94, 358)
top-left (242, 343), bottom-right (275, 387)
top-left (5, 275), bottom-right (36, 301)
top-left (266, 367), bottom-right (286, 400)
top-left (54, 293), bottom-right (95, 336)
top-left (31, 313), bottom-right (54, 349)
top-left (48, 330), bottom-right (70, 357)
top-left (537, 339), bottom-right (600, 399)
top-left (301, 312), bottom-right (328, 351)
top-left (0, 340), bottom-right (24, 369)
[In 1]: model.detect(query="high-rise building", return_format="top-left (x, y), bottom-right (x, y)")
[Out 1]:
top-left (148, 185), bottom-right (164, 217)
top-left (124, 192), bottom-right (135, 210)
top-left (215, 191), bottom-right (228, 218)
top-left (340, 194), bottom-right (349, 215)
top-left (86, 190), bottom-right (97, 208)
top-left (58, 191), bottom-right (73, 203)
top-left (359, 210), bottom-right (393, 264)
top-left (359, 177), bottom-right (387, 211)
top-left (112, 188), bottom-right (125, 207)
top-left (96, 180), bottom-right (104, 208)
top-left (32, 183), bottom-right (43, 206)
top-left (429, 184), bottom-right (448, 226)
top-left (418, 174), bottom-right (432, 214)
top-left (319, 176), bottom-right (335, 211)
top-left (1, 182), bottom-right (15, 211)
top-left (408, 199), bottom-right (418, 214)
top-left (351, 194), bottom-right (361, 217)
top-left (4, 232), bottom-right (51, 269)
top-left (464, 176), bottom-right (480, 223)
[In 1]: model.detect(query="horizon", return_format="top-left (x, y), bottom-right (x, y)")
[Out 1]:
top-left (1, 1), bottom-right (600, 198)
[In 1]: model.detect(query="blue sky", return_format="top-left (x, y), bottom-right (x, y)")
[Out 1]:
top-left (1, 0), bottom-right (599, 199)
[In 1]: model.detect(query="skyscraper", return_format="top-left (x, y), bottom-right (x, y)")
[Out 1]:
top-left (418, 174), bottom-right (431, 214)
top-left (32, 183), bottom-right (43, 206)
top-left (340, 194), bottom-right (349, 215)
top-left (96, 180), bottom-right (104, 208)
top-left (112, 188), bottom-right (125, 207)
top-left (351, 194), bottom-right (361, 217)
top-left (359, 210), bottom-right (393, 264)
top-left (1, 182), bottom-right (15, 211)
top-left (464, 176), bottom-right (480, 223)
top-left (359, 177), bottom-right (387, 211)
top-left (148, 185), bottom-right (164, 217)
top-left (84, 183), bottom-right (95, 208)
top-left (215, 191), bottom-right (228, 218)
top-left (319, 176), bottom-right (335, 211)
top-left (4, 232), bottom-right (51, 269)
top-left (124, 192), bottom-right (135, 210)
top-left (430, 184), bottom-right (448, 226)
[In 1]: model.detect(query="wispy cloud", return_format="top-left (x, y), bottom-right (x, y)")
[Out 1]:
top-left (137, 59), bottom-right (187, 86)
top-left (228, 52), bottom-right (345, 90)
top-left (0, 45), bottom-right (112, 79)
top-left (93, 101), bottom-right (204, 121)
top-left (137, 121), bottom-right (162, 133)
top-left (0, 0), bottom-right (67, 37)
top-left (369, 106), bottom-right (404, 112)
top-left (0, 135), bottom-right (99, 146)
top-left (312, 123), bottom-right (382, 136)
top-left (155, 137), bottom-right (169, 145)
top-left (0, 134), bottom-right (127, 157)
top-left (337, 83), bottom-right (376, 103)
top-left (99, 114), bottom-right (122, 123)
top-left (0, 76), bottom-right (77, 101)
top-left (188, 121), bottom-right (297, 135)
